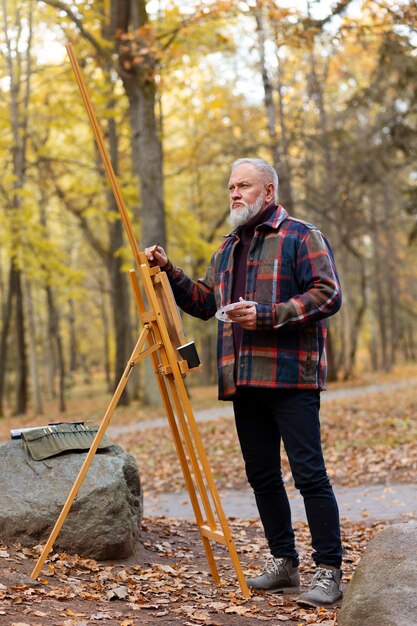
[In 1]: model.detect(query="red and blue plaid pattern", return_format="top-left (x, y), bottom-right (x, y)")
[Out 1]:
top-left (166, 205), bottom-right (341, 399)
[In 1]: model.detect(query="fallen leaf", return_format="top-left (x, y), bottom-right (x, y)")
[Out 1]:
top-left (157, 563), bottom-right (178, 575)
top-left (107, 585), bottom-right (129, 601)
top-left (66, 609), bottom-right (88, 616)
top-left (208, 601), bottom-right (227, 610)
top-left (191, 609), bottom-right (211, 621)
top-left (225, 604), bottom-right (251, 615)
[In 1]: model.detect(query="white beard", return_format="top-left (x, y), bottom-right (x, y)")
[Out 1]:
top-left (228, 192), bottom-right (265, 228)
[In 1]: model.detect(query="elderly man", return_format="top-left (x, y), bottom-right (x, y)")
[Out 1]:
top-left (145, 158), bottom-right (343, 607)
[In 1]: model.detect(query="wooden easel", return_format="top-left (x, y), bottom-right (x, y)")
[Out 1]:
top-left (31, 43), bottom-right (250, 598)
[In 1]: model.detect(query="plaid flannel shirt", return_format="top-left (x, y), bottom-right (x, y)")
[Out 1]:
top-left (165, 205), bottom-right (341, 399)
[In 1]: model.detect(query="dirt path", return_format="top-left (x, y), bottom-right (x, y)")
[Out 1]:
top-left (145, 482), bottom-right (417, 523)
top-left (107, 378), bottom-right (417, 437)
top-left (112, 377), bottom-right (417, 524)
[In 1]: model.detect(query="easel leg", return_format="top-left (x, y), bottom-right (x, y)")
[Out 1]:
top-left (31, 328), bottom-right (157, 580)
top-left (128, 271), bottom-right (223, 583)
top-left (130, 269), bottom-right (250, 598)
top-left (166, 374), bottom-right (250, 597)
top-left (147, 352), bottom-right (221, 583)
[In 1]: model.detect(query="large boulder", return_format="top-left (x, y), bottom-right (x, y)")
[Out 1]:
top-left (0, 440), bottom-right (143, 560)
top-left (338, 521), bottom-right (417, 626)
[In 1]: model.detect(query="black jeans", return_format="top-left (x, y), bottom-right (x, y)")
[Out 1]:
top-left (233, 387), bottom-right (343, 568)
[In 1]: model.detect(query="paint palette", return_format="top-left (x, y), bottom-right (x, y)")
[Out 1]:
top-left (215, 301), bottom-right (258, 323)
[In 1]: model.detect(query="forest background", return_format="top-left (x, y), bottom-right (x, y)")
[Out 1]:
top-left (0, 0), bottom-right (416, 419)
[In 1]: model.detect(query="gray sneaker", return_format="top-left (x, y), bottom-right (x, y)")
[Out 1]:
top-left (297, 566), bottom-right (343, 607)
top-left (246, 555), bottom-right (300, 593)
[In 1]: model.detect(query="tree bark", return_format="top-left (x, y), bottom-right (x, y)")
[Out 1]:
top-left (0, 263), bottom-right (17, 417)
top-left (370, 202), bottom-right (388, 370)
top-left (0, 0), bottom-right (34, 415)
top-left (306, 25), bottom-right (352, 379)
top-left (24, 277), bottom-right (43, 415)
top-left (105, 83), bottom-right (134, 402)
top-left (113, 0), bottom-right (167, 406)
top-left (98, 281), bottom-right (112, 392)
top-left (14, 269), bottom-right (28, 415)
top-left (46, 285), bottom-right (66, 413)
top-left (254, 1), bottom-right (294, 211)
top-left (274, 49), bottom-right (294, 213)
top-left (68, 298), bottom-right (78, 374)
top-left (114, 0), bottom-right (166, 250)
top-left (382, 185), bottom-right (398, 367)
top-left (325, 325), bottom-right (338, 382)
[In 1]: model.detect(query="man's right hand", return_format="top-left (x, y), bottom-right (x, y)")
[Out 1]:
top-left (144, 244), bottom-right (168, 267)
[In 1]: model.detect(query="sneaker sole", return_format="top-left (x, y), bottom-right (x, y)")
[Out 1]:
top-left (297, 594), bottom-right (343, 608)
top-left (266, 586), bottom-right (301, 595)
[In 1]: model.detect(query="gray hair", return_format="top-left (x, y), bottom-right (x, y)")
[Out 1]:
top-left (231, 158), bottom-right (279, 201)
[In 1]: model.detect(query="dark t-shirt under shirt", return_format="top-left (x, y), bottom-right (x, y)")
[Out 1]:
top-left (231, 203), bottom-right (277, 372)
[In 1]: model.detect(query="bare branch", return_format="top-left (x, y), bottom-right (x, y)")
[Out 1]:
top-left (39, 0), bottom-right (107, 57)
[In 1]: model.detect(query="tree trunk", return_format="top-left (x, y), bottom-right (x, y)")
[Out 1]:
top-left (254, 1), bottom-right (294, 210)
top-left (0, 263), bottom-right (17, 417)
top-left (199, 332), bottom-right (217, 386)
top-left (120, 72), bottom-right (166, 248)
top-left (306, 30), bottom-right (352, 379)
top-left (14, 269), bottom-right (28, 415)
top-left (0, 264), bottom-right (29, 416)
top-left (24, 277), bottom-right (43, 415)
top-left (274, 50), bottom-right (295, 213)
top-left (307, 32), bottom-right (336, 219)
top-left (343, 262), bottom-right (367, 380)
top-left (105, 86), bottom-right (133, 403)
top-left (46, 285), bottom-right (66, 412)
top-left (113, 0), bottom-right (167, 406)
top-left (44, 309), bottom-right (57, 400)
top-left (365, 253), bottom-right (379, 371)
top-left (1, 0), bottom-right (34, 415)
top-left (68, 298), bottom-right (78, 374)
top-left (326, 325), bottom-right (338, 382)
top-left (405, 323), bottom-right (416, 361)
top-left (99, 282), bottom-right (112, 392)
top-left (370, 202), bottom-right (388, 370)
top-left (382, 185), bottom-right (398, 367)
top-left (114, 0), bottom-right (166, 250)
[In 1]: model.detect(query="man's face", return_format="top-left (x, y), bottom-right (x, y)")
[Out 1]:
top-left (228, 163), bottom-right (273, 228)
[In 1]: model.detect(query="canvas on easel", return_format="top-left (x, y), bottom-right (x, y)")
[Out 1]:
top-left (30, 43), bottom-right (250, 598)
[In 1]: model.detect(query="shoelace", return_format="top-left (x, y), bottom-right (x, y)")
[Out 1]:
top-left (311, 567), bottom-right (335, 590)
top-left (263, 555), bottom-right (286, 575)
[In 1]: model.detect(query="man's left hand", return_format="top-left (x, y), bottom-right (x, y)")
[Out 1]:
top-left (227, 297), bottom-right (257, 329)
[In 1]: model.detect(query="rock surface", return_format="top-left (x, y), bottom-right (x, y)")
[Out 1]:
top-left (338, 521), bottom-right (417, 626)
top-left (0, 440), bottom-right (143, 560)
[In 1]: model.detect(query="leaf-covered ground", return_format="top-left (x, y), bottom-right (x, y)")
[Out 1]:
top-left (112, 384), bottom-right (417, 493)
top-left (0, 518), bottom-right (387, 626)
top-left (1, 367), bottom-right (416, 625)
